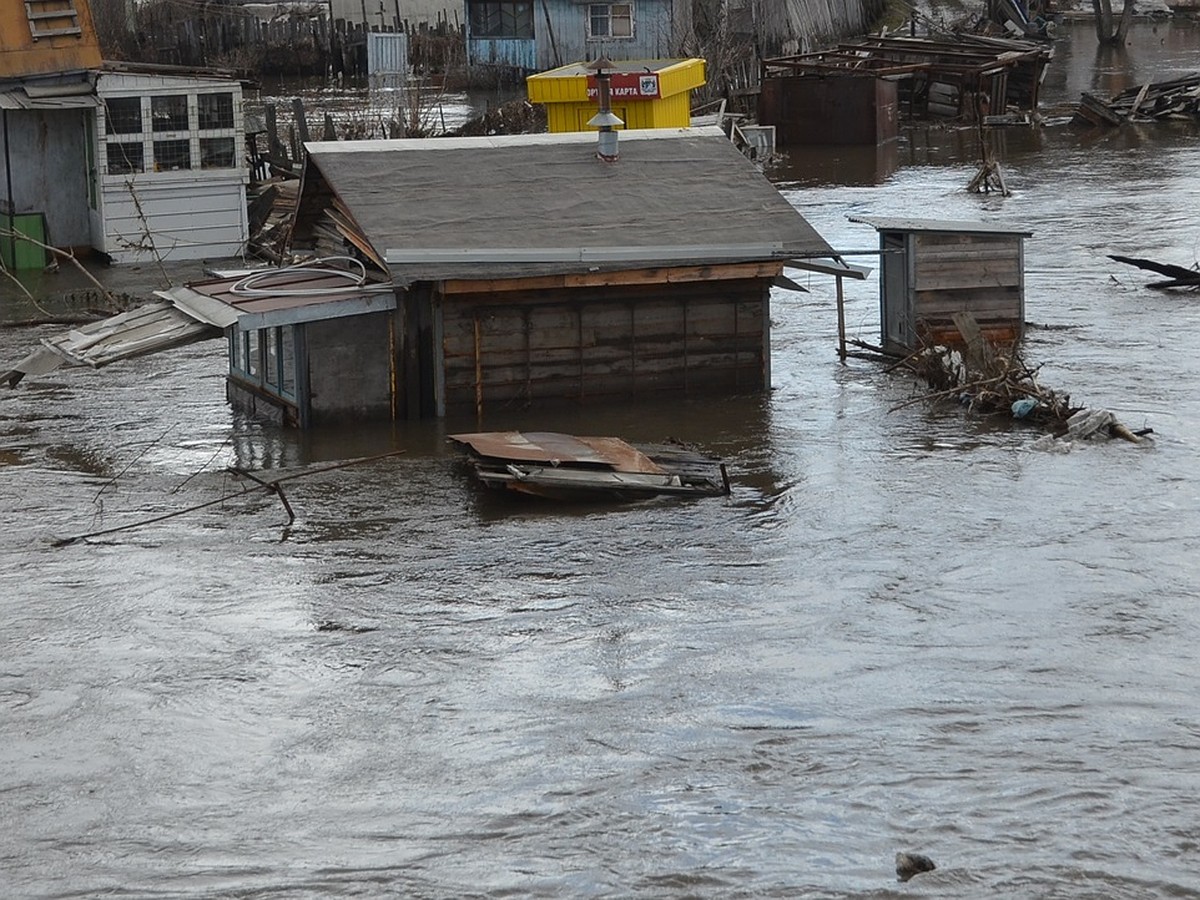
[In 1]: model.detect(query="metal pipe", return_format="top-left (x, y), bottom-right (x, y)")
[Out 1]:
top-left (3, 110), bottom-right (15, 269)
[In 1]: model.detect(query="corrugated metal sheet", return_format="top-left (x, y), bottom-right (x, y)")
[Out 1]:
top-left (468, 37), bottom-right (538, 72)
top-left (4, 300), bottom-right (219, 384)
top-left (449, 432), bottom-right (666, 474)
top-left (158, 269), bottom-right (397, 330)
top-left (0, 82), bottom-right (98, 110)
top-left (367, 32), bottom-right (408, 82)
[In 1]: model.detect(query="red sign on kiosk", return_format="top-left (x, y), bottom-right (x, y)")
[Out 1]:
top-left (586, 73), bottom-right (661, 100)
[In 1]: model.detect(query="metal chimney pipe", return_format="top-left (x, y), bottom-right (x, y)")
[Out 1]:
top-left (586, 56), bottom-right (623, 162)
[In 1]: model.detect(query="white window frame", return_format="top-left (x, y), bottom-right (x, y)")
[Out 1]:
top-left (100, 89), bottom-right (241, 180)
top-left (587, 3), bottom-right (634, 40)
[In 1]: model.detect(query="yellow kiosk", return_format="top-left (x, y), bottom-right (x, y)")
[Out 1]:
top-left (527, 58), bottom-right (707, 133)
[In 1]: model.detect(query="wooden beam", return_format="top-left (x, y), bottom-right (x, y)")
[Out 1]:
top-left (440, 261), bottom-right (784, 295)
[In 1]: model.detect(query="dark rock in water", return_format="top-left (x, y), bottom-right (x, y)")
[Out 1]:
top-left (895, 851), bottom-right (937, 882)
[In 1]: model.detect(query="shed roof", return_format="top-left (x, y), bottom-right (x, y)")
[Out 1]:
top-left (849, 215), bottom-right (1034, 237)
top-left (298, 127), bottom-right (836, 285)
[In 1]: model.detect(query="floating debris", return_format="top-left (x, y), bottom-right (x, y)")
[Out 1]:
top-left (895, 851), bottom-right (937, 882)
top-left (890, 313), bottom-right (1150, 444)
top-left (449, 431), bottom-right (730, 502)
top-left (1074, 73), bottom-right (1200, 126)
top-left (1109, 254), bottom-right (1200, 291)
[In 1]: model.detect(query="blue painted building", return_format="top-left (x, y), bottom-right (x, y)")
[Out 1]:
top-left (466, 0), bottom-right (688, 76)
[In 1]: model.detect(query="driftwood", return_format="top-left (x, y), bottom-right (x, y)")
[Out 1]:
top-left (1109, 254), bottom-right (1200, 291)
top-left (1074, 73), bottom-right (1200, 125)
top-left (891, 313), bottom-right (1148, 443)
top-left (52, 450), bottom-right (406, 547)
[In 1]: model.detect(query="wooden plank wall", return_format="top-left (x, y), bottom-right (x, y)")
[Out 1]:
top-left (912, 231), bottom-right (1024, 344)
top-left (441, 280), bottom-right (769, 413)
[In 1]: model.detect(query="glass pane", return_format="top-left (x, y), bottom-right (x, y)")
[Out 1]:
top-left (613, 5), bottom-right (632, 37)
top-left (264, 328), bottom-right (280, 387)
top-left (153, 139), bottom-right (191, 171)
top-left (104, 97), bottom-right (142, 134)
top-left (281, 326), bottom-right (296, 397)
top-left (107, 141), bottom-right (144, 175)
top-left (247, 330), bottom-right (260, 378)
top-left (514, 3), bottom-right (533, 37)
top-left (590, 5), bottom-right (608, 36)
top-left (200, 137), bottom-right (236, 169)
top-left (151, 94), bottom-right (189, 132)
top-left (198, 92), bottom-right (234, 130)
top-left (229, 329), bottom-right (243, 372)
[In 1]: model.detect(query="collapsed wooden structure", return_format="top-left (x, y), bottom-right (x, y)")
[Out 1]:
top-left (1074, 73), bottom-right (1200, 126)
top-left (758, 33), bottom-right (1054, 144)
top-left (449, 431), bottom-right (730, 501)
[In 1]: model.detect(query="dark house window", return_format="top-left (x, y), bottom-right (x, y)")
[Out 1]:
top-left (198, 92), bottom-right (234, 129)
top-left (104, 97), bottom-right (142, 134)
top-left (589, 3), bottom-right (633, 38)
top-left (470, 1), bottom-right (534, 38)
top-left (151, 94), bottom-right (189, 132)
top-left (201, 137), bottom-right (236, 169)
top-left (107, 141), bottom-right (144, 175)
top-left (153, 138), bottom-right (191, 171)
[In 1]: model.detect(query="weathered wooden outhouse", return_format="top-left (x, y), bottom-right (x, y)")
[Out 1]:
top-left (162, 127), bottom-right (853, 427)
top-left (850, 216), bottom-right (1032, 353)
top-left (527, 58), bottom-right (706, 132)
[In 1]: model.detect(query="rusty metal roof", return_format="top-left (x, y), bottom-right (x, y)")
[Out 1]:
top-left (157, 267), bottom-right (396, 330)
top-left (449, 432), bottom-right (666, 475)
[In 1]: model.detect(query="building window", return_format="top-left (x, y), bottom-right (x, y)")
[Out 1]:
top-left (201, 137), bottom-right (236, 169)
top-left (107, 141), bottom-right (144, 175)
top-left (230, 325), bottom-right (298, 403)
top-left (589, 3), bottom-right (632, 39)
top-left (101, 89), bottom-right (240, 176)
top-left (198, 92), bottom-right (234, 129)
top-left (470, 1), bottom-right (534, 38)
top-left (151, 94), bottom-right (189, 132)
top-left (104, 97), bottom-right (142, 134)
top-left (153, 138), bottom-right (191, 171)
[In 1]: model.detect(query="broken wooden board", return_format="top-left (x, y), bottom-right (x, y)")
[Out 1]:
top-left (1109, 254), bottom-right (1200, 290)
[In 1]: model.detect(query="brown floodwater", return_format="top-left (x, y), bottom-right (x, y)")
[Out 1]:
top-left (2, 20), bottom-right (1199, 898)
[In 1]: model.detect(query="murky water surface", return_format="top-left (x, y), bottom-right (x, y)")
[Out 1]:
top-left (3, 21), bottom-right (1200, 898)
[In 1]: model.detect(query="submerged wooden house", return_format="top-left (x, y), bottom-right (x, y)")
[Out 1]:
top-left (850, 216), bottom-right (1032, 353)
top-left (159, 127), bottom-right (851, 427)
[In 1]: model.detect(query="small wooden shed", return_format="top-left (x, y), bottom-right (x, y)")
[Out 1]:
top-left (160, 128), bottom-right (854, 427)
top-left (850, 216), bottom-right (1032, 353)
top-left (527, 58), bottom-right (706, 132)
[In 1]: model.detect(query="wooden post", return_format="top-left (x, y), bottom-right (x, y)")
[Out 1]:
top-left (474, 313), bottom-right (484, 422)
top-left (836, 275), bottom-right (847, 362)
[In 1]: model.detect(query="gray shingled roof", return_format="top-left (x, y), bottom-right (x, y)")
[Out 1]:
top-left (302, 127), bottom-right (835, 285)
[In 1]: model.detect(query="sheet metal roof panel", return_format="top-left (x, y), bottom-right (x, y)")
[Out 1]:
top-left (304, 128), bottom-right (834, 283)
top-left (41, 301), bottom-right (218, 368)
top-left (449, 432), bottom-right (666, 475)
top-left (166, 270), bottom-right (397, 327)
top-left (849, 215), bottom-right (1034, 236)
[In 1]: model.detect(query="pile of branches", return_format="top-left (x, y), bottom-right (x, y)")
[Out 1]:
top-left (896, 341), bottom-right (1077, 426)
top-left (888, 313), bottom-right (1150, 443)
